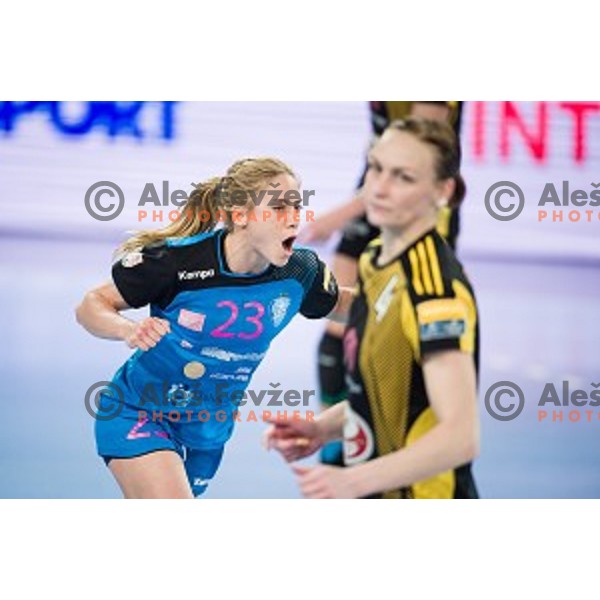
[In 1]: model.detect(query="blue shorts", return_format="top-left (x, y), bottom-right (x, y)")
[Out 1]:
top-left (95, 392), bottom-right (231, 497)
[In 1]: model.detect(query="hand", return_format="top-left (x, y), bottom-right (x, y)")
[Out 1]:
top-left (292, 464), bottom-right (359, 499)
top-left (124, 317), bottom-right (170, 351)
top-left (263, 417), bottom-right (324, 462)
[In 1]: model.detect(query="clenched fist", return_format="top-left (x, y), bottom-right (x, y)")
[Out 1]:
top-left (124, 317), bottom-right (171, 351)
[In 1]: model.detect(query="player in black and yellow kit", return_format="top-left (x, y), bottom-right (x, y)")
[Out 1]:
top-left (308, 102), bottom-right (464, 467)
top-left (264, 117), bottom-right (479, 498)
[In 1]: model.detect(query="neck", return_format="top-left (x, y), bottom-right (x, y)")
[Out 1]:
top-left (378, 214), bottom-right (437, 265)
top-left (223, 229), bottom-right (269, 274)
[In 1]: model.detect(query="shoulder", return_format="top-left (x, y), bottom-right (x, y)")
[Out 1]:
top-left (399, 230), bottom-right (473, 302)
top-left (114, 229), bottom-right (220, 283)
top-left (276, 246), bottom-right (335, 299)
top-left (289, 246), bottom-right (320, 268)
top-left (282, 246), bottom-right (322, 288)
top-left (361, 235), bottom-right (382, 261)
top-left (398, 231), bottom-right (478, 359)
top-left (355, 236), bottom-right (382, 283)
top-left (143, 230), bottom-right (220, 270)
top-left (115, 241), bottom-right (170, 272)
top-left (162, 230), bottom-right (219, 265)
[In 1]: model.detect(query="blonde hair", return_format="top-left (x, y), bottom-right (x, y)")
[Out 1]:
top-left (116, 157), bottom-right (296, 257)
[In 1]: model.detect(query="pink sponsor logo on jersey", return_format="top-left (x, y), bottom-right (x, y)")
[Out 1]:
top-left (178, 308), bottom-right (206, 332)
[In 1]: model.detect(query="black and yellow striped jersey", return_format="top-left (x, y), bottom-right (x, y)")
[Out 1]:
top-left (342, 228), bottom-right (479, 499)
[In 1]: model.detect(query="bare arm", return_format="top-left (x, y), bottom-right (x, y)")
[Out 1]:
top-left (75, 281), bottom-right (170, 351)
top-left (322, 194), bottom-right (366, 227)
top-left (327, 286), bottom-right (356, 324)
top-left (298, 195), bottom-right (366, 244)
top-left (316, 400), bottom-right (347, 443)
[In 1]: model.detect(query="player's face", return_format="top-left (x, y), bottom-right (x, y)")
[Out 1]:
top-left (363, 130), bottom-right (446, 232)
top-left (244, 173), bottom-right (302, 267)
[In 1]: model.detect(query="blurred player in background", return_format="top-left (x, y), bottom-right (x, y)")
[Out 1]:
top-left (265, 118), bottom-right (479, 498)
top-left (76, 157), bottom-right (353, 499)
top-left (302, 101), bottom-right (464, 466)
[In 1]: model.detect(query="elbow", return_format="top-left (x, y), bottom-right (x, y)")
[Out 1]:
top-left (75, 292), bottom-right (93, 326)
top-left (447, 420), bottom-right (479, 465)
top-left (75, 302), bottom-right (85, 327)
top-left (460, 424), bottom-right (480, 464)
top-left (463, 437), bottom-right (479, 464)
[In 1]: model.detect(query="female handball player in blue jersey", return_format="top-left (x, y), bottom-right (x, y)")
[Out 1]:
top-left (76, 157), bottom-right (350, 498)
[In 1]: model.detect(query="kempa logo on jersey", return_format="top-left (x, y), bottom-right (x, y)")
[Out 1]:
top-left (84, 180), bottom-right (317, 223)
top-left (178, 269), bottom-right (215, 281)
top-left (484, 380), bottom-right (600, 423)
top-left (484, 180), bottom-right (600, 223)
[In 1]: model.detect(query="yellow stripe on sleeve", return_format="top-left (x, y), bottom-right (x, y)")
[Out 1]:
top-left (416, 242), bottom-right (434, 295)
top-left (425, 236), bottom-right (444, 296)
top-left (408, 249), bottom-right (424, 296)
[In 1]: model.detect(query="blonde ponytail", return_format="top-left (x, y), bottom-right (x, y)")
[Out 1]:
top-left (116, 178), bottom-right (220, 257)
top-left (115, 157), bottom-right (296, 259)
